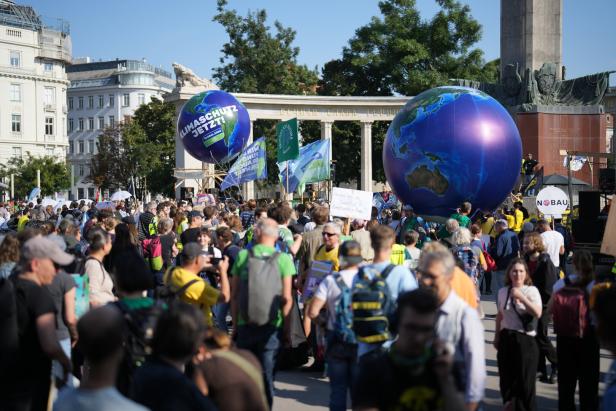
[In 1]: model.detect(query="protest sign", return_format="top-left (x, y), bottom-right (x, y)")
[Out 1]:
top-left (302, 260), bottom-right (333, 302)
top-left (536, 186), bottom-right (569, 217)
top-left (330, 187), bottom-right (373, 220)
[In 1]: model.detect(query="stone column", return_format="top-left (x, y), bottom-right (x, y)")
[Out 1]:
top-left (360, 121), bottom-right (373, 191)
top-left (242, 120), bottom-right (255, 200)
top-left (320, 120), bottom-right (334, 199)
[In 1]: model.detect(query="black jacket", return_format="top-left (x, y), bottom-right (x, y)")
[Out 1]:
top-left (525, 253), bottom-right (558, 304)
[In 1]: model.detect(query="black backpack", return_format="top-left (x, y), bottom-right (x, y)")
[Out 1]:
top-left (114, 299), bottom-right (165, 395)
top-left (154, 269), bottom-right (200, 304)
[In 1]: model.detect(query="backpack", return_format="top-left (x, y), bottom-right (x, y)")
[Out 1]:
top-left (454, 246), bottom-right (479, 279)
top-left (155, 269), bottom-right (200, 305)
top-left (351, 264), bottom-right (396, 344)
top-left (114, 299), bottom-right (165, 395)
top-left (332, 274), bottom-right (356, 345)
top-left (552, 277), bottom-right (589, 338)
top-left (275, 235), bottom-right (291, 254)
top-left (239, 249), bottom-right (282, 326)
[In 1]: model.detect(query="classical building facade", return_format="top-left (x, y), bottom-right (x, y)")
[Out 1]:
top-left (66, 59), bottom-right (174, 199)
top-left (0, 1), bottom-right (71, 166)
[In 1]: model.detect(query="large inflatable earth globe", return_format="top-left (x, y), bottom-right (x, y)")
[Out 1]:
top-left (178, 90), bottom-right (251, 164)
top-left (383, 86), bottom-right (522, 218)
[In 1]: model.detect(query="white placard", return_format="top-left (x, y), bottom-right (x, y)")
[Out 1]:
top-left (536, 186), bottom-right (569, 217)
top-left (330, 187), bottom-right (373, 220)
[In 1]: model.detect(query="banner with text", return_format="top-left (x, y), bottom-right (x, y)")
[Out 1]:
top-left (276, 118), bottom-right (299, 162)
top-left (278, 139), bottom-right (330, 193)
top-left (330, 187), bottom-right (373, 220)
top-left (220, 137), bottom-right (267, 191)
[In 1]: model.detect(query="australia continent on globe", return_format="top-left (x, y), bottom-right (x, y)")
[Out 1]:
top-left (383, 86), bottom-right (522, 218)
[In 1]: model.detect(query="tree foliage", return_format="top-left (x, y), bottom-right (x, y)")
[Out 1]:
top-left (0, 154), bottom-right (70, 199)
top-left (90, 97), bottom-right (176, 197)
top-left (319, 0), bottom-right (499, 184)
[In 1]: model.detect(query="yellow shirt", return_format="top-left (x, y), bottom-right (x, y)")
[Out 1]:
top-left (164, 267), bottom-right (220, 326)
top-left (481, 217), bottom-right (495, 238)
top-left (17, 215), bottom-right (29, 232)
top-left (505, 214), bottom-right (515, 230)
top-left (513, 209), bottom-right (524, 233)
top-left (314, 245), bottom-right (340, 272)
top-left (390, 244), bottom-right (406, 265)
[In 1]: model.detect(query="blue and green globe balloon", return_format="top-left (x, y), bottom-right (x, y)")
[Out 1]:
top-left (178, 90), bottom-right (251, 164)
top-left (383, 86), bottom-right (522, 217)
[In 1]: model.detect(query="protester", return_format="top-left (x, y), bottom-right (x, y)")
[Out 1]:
top-left (138, 201), bottom-right (158, 241)
top-left (164, 243), bottom-right (230, 327)
top-left (438, 218), bottom-right (460, 247)
top-left (298, 205), bottom-right (329, 282)
top-left (53, 306), bottom-right (147, 411)
top-left (451, 202), bottom-right (472, 228)
top-left (158, 217), bottom-right (178, 275)
top-left (403, 230), bottom-right (421, 270)
top-left (295, 202), bottom-right (311, 227)
top-left (416, 242), bottom-right (486, 409)
top-left (350, 219), bottom-right (374, 263)
top-left (180, 210), bottom-right (204, 246)
top-left (536, 219), bottom-right (564, 270)
top-left (550, 250), bottom-right (599, 411)
top-left (308, 241), bottom-right (362, 411)
top-left (352, 289), bottom-right (466, 411)
top-left (240, 199), bottom-right (257, 229)
top-left (131, 302), bottom-right (217, 411)
top-left (522, 232), bottom-right (558, 384)
top-left (0, 231), bottom-right (20, 278)
top-left (230, 218), bottom-right (295, 407)
top-left (4, 237), bottom-right (74, 411)
top-left (490, 219), bottom-right (520, 294)
top-left (86, 228), bottom-right (115, 307)
top-left (194, 328), bottom-right (268, 411)
top-left (494, 258), bottom-right (542, 411)
top-left (106, 222), bottom-right (141, 272)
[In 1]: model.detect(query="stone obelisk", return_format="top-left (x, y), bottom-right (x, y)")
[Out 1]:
top-left (500, 0), bottom-right (563, 80)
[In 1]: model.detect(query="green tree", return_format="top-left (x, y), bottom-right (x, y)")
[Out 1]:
top-left (0, 154), bottom-right (70, 199)
top-left (213, 0), bottom-right (319, 184)
top-left (319, 0), bottom-right (498, 184)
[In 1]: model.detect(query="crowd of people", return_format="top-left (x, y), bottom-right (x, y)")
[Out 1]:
top-left (0, 195), bottom-right (614, 411)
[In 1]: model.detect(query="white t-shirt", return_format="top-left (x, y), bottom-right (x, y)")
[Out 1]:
top-left (497, 285), bottom-right (542, 336)
top-left (313, 268), bottom-right (357, 330)
top-left (541, 230), bottom-right (564, 267)
top-left (54, 387), bottom-right (148, 411)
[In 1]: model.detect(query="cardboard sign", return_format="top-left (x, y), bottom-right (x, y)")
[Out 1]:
top-left (330, 187), bottom-right (373, 221)
top-left (536, 186), bottom-right (569, 217)
top-left (195, 193), bottom-right (216, 206)
top-left (302, 260), bottom-right (333, 302)
top-left (601, 195), bottom-right (616, 257)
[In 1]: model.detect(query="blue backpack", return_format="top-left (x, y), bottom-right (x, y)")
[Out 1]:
top-left (332, 274), bottom-right (356, 344)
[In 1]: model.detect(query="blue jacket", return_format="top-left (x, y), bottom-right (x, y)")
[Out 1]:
top-left (491, 229), bottom-right (520, 270)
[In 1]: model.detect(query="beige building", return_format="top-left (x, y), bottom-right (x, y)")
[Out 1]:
top-left (0, 1), bottom-right (71, 167)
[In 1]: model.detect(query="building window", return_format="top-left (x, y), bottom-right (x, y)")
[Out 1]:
top-left (109, 116), bottom-right (115, 127)
top-left (88, 96), bottom-right (94, 109)
top-left (123, 115), bottom-right (131, 124)
top-left (44, 87), bottom-right (55, 105)
top-left (78, 97), bottom-right (84, 110)
top-left (9, 50), bottom-right (20, 67)
top-left (88, 117), bottom-right (94, 130)
top-left (122, 93), bottom-right (130, 107)
top-left (68, 97), bottom-right (74, 110)
top-left (68, 118), bottom-right (74, 132)
top-left (78, 188), bottom-right (84, 199)
top-left (89, 140), bottom-right (95, 154)
top-left (45, 117), bottom-right (54, 135)
top-left (138, 93), bottom-right (145, 105)
top-left (78, 118), bottom-right (84, 131)
top-left (109, 94), bottom-right (114, 107)
top-left (69, 141), bottom-right (74, 154)
top-left (9, 83), bottom-right (21, 101)
top-left (12, 147), bottom-right (22, 158)
top-left (88, 187), bottom-right (95, 199)
top-left (46, 147), bottom-right (54, 156)
top-left (98, 95), bottom-right (104, 108)
top-left (79, 165), bottom-right (84, 177)
top-left (11, 114), bottom-right (21, 133)
top-left (98, 116), bottom-right (104, 129)
top-left (78, 140), bottom-right (84, 154)
top-left (44, 62), bottom-right (53, 72)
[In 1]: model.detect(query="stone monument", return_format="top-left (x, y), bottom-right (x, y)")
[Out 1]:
top-left (452, 0), bottom-right (613, 186)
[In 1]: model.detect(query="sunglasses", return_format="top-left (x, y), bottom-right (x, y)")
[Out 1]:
top-left (322, 232), bottom-right (337, 237)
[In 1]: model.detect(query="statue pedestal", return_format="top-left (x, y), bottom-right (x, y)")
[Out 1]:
top-left (515, 108), bottom-right (608, 187)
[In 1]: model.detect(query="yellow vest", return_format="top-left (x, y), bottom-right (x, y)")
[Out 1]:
top-left (390, 244), bottom-right (406, 265)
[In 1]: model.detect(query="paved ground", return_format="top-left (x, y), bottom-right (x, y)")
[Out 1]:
top-left (273, 297), bottom-right (613, 411)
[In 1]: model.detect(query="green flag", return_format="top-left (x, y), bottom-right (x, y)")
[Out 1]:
top-left (276, 118), bottom-right (299, 162)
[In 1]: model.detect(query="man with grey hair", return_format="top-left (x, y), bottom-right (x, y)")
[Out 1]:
top-left (230, 217), bottom-right (294, 407)
top-left (439, 218), bottom-right (460, 249)
top-left (138, 200), bottom-right (158, 241)
top-left (417, 242), bottom-right (486, 411)
top-left (489, 219), bottom-right (520, 293)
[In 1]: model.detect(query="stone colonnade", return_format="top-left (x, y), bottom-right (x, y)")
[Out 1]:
top-left (165, 85), bottom-right (408, 199)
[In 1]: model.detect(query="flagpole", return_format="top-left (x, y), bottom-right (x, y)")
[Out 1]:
top-left (286, 162), bottom-right (290, 202)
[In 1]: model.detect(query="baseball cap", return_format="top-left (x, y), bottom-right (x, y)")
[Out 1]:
top-left (338, 240), bottom-right (363, 267)
top-left (22, 237), bottom-right (75, 266)
top-left (188, 210), bottom-right (203, 220)
top-left (181, 243), bottom-right (208, 261)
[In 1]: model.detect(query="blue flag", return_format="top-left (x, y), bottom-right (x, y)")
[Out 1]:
top-left (278, 139), bottom-right (331, 193)
top-left (220, 137), bottom-right (268, 191)
top-left (28, 187), bottom-right (40, 202)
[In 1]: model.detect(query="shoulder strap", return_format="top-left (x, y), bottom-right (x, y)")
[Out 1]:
top-left (175, 278), bottom-right (200, 297)
top-left (334, 273), bottom-right (347, 292)
top-left (380, 264), bottom-right (396, 279)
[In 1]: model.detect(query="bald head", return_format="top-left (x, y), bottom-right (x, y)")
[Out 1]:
top-left (77, 305), bottom-right (124, 364)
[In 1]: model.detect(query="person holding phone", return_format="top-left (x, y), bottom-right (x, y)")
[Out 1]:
top-left (353, 289), bottom-right (465, 411)
top-left (494, 258), bottom-right (542, 411)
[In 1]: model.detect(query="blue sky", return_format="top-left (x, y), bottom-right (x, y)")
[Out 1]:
top-left (27, 0), bottom-right (616, 82)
